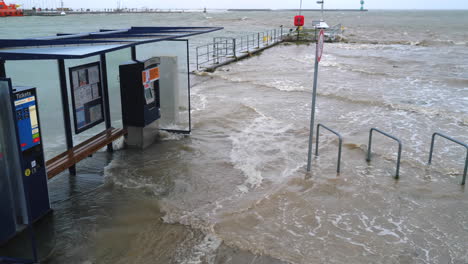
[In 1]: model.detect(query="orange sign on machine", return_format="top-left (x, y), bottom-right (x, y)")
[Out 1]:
top-left (142, 67), bottom-right (160, 84)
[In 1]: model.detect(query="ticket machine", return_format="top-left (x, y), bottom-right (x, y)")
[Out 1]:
top-left (119, 58), bottom-right (161, 148)
top-left (120, 57), bottom-right (161, 127)
top-left (0, 78), bottom-right (50, 244)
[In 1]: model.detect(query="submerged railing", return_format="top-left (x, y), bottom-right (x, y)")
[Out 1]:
top-left (429, 132), bottom-right (468, 185)
top-left (366, 128), bottom-right (402, 179)
top-left (308, 125), bottom-right (467, 185)
top-left (315, 124), bottom-right (343, 174)
top-left (195, 26), bottom-right (288, 71)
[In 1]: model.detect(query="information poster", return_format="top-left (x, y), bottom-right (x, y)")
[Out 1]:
top-left (69, 62), bottom-right (104, 134)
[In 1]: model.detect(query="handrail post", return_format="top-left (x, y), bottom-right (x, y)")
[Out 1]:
top-left (216, 42), bottom-right (219, 64)
top-left (428, 133), bottom-right (437, 165)
top-left (315, 124), bottom-right (343, 173)
top-left (366, 128), bottom-right (402, 179)
top-left (257, 32), bottom-right (260, 48)
top-left (196, 47), bottom-right (199, 71)
top-left (428, 132), bottom-right (468, 185)
top-left (233, 38), bottom-right (237, 58)
top-left (465, 152), bottom-right (468, 185)
top-left (280, 25), bottom-right (283, 41)
top-left (207, 45), bottom-right (209, 65)
top-left (212, 38), bottom-right (216, 62)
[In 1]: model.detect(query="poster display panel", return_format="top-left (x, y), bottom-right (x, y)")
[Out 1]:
top-left (69, 62), bottom-right (104, 134)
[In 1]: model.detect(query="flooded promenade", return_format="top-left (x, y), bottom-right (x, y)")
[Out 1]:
top-left (1, 10), bottom-right (467, 263)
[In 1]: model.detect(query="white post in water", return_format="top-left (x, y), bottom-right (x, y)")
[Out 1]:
top-left (307, 29), bottom-right (325, 172)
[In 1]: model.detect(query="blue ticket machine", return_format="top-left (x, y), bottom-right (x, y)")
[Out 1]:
top-left (0, 78), bottom-right (50, 244)
top-left (119, 57), bottom-right (161, 127)
top-left (119, 57), bottom-right (161, 148)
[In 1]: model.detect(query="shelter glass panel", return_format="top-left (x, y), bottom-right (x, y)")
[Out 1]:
top-left (136, 40), bottom-right (191, 133)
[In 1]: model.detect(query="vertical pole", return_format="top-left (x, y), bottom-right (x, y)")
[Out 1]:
top-left (215, 43), bottom-right (219, 64)
top-left (58, 59), bottom-right (76, 175)
top-left (186, 40), bottom-right (192, 133)
top-left (257, 32), bottom-right (260, 48)
top-left (196, 47), bottom-right (199, 71)
top-left (428, 133), bottom-right (436, 165)
top-left (247, 35), bottom-right (249, 52)
top-left (306, 39), bottom-right (321, 172)
top-left (463, 152), bottom-right (468, 185)
top-left (274, 29), bottom-right (277, 43)
top-left (131, 46), bottom-right (137, 60)
top-left (280, 25), bottom-right (283, 41)
top-left (233, 39), bottom-right (237, 58)
top-left (100, 54), bottom-right (113, 152)
top-left (0, 60), bottom-right (6, 78)
top-left (212, 38), bottom-right (216, 62)
top-left (396, 142), bottom-right (402, 179)
top-left (315, 125), bottom-right (321, 156)
top-left (366, 129), bottom-right (373, 162)
top-left (337, 137), bottom-right (342, 173)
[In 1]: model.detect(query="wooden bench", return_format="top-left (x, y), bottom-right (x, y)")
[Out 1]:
top-left (46, 128), bottom-right (127, 179)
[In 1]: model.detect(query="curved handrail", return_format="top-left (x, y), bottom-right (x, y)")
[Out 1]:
top-left (428, 132), bottom-right (468, 185)
top-left (315, 124), bottom-right (343, 173)
top-left (367, 128), bottom-right (403, 179)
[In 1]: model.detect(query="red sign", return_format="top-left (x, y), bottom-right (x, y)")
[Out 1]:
top-left (317, 29), bottom-right (325, 63)
top-left (294, 15), bottom-right (305, 27)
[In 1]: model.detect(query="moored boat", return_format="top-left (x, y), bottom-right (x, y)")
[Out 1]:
top-left (0, 0), bottom-right (23, 17)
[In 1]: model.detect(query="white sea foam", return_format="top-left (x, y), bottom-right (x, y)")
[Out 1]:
top-left (159, 130), bottom-right (186, 141)
top-left (179, 234), bottom-right (223, 264)
top-left (229, 108), bottom-right (306, 192)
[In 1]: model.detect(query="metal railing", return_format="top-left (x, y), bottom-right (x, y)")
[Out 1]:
top-left (366, 128), bottom-right (403, 179)
top-left (195, 26), bottom-right (288, 71)
top-left (315, 124), bottom-right (343, 173)
top-left (307, 125), bottom-right (466, 185)
top-left (428, 132), bottom-right (468, 185)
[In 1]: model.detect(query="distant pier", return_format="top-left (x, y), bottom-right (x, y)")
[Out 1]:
top-left (228, 9), bottom-right (368, 12)
top-left (23, 9), bottom-right (188, 16)
top-left (23, 8), bottom-right (368, 16)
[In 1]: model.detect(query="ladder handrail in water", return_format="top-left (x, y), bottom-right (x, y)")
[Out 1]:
top-left (315, 124), bottom-right (343, 173)
top-left (428, 132), bottom-right (468, 185)
top-left (366, 128), bottom-right (403, 179)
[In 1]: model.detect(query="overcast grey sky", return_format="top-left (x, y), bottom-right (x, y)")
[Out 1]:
top-left (19, 0), bottom-right (468, 10)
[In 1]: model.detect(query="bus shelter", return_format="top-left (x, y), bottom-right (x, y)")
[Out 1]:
top-left (0, 26), bottom-right (222, 264)
top-left (0, 26), bottom-right (222, 177)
